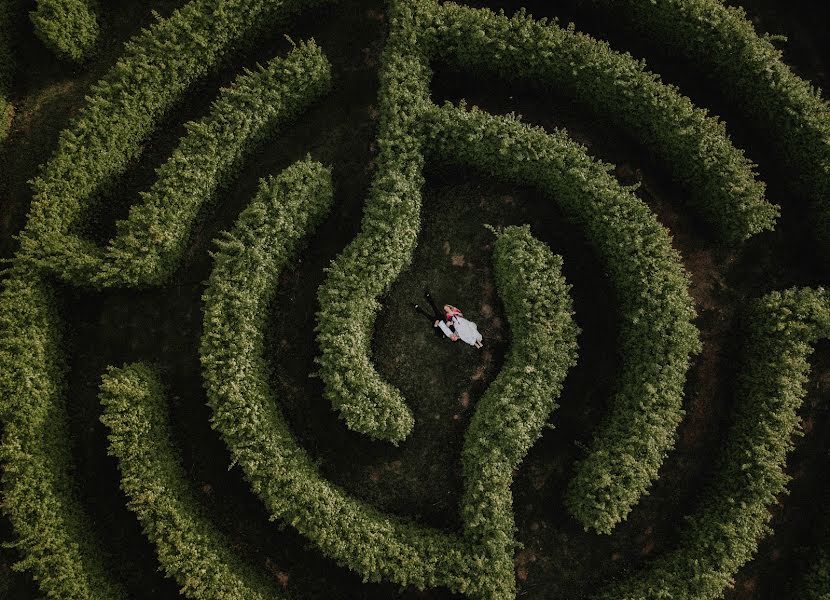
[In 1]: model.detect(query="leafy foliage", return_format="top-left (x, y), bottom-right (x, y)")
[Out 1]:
top-left (30, 0), bottom-right (99, 63)
top-left (313, 3), bottom-right (432, 443)
top-left (100, 41), bottom-right (331, 288)
top-left (600, 287), bottom-right (830, 600)
top-left (461, 225), bottom-right (579, 598)
top-left (99, 363), bottom-right (284, 600)
top-left (424, 101), bottom-right (701, 535)
top-left (18, 0), bottom-right (334, 285)
top-left (580, 0), bottom-right (830, 252)
top-left (0, 266), bottom-right (125, 599)
top-left (200, 157), bottom-right (483, 594)
top-left (801, 550), bottom-right (830, 600)
top-left (410, 0), bottom-right (778, 243)
top-left (0, 0), bottom-right (21, 141)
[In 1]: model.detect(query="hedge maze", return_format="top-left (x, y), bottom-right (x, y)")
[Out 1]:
top-left (1, 0), bottom-right (829, 598)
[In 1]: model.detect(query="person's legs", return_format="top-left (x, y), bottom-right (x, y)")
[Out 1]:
top-left (424, 290), bottom-right (443, 321)
top-left (413, 303), bottom-right (437, 323)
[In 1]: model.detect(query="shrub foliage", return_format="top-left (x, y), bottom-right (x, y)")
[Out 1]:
top-left (600, 287), bottom-right (830, 600)
top-left (313, 8), bottom-right (432, 443)
top-left (411, 0), bottom-right (778, 243)
top-left (99, 363), bottom-right (285, 600)
top-left (581, 0), bottom-right (830, 252)
top-left (461, 225), bottom-right (579, 598)
top-left (30, 0), bottom-right (100, 63)
top-left (0, 266), bottom-right (125, 599)
top-left (18, 0), bottom-right (334, 286)
top-left (424, 101), bottom-right (700, 534)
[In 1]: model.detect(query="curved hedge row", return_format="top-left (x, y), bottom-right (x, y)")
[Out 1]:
top-left (18, 0), bottom-right (334, 286)
top-left (100, 41), bottom-right (331, 288)
top-left (580, 0), bottom-right (830, 251)
top-left (599, 287), bottom-right (830, 600)
top-left (424, 101), bottom-right (700, 535)
top-left (99, 363), bottom-right (284, 600)
top-left (200, 157), bottom-right (483, 595)
top-left (0, 0), bottom-right (17, 141)
top-left (30, 0), bottom-right (99, 63)
top-left (313, 3), bottom-right (432, 443)
top-left (0, 266), bottom-right (125, 599)
top-left (461, 225), bottom-right (580, 598)
top-left (410, 0), bottom-right (778, 243)
top-left (202, 160), bottom-right (583, 598)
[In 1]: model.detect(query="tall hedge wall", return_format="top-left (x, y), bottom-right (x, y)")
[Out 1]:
top-left (99, 363), bottom-right (285, 600)
top-left (410, 0), bottom-right (778, 243)
top-left (461, 225), bottom-right (580, 597)
top-left (600, 287), bottom-right (830, 600)
top-left (580, 0), bottom-right (830, 253)
top-left (0, 266), bottom-right (125, 599)
top-left (18, 0), bottom-right (335, 286)
top-left (424, 101), bottom-right (700, 535)
top-left (312, 3), bottom-right (432, 443)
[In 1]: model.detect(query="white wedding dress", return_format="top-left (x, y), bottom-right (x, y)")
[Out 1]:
top-left (449, 315), bottom-right (482, 346)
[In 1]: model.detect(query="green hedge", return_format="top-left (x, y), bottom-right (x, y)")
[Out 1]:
top-left (801, 550), bottom-right (830, 600)
top-left (410, 0), bottom-right (777, 243)
top-left (201, 159), bottom-right (583, 598)
top-left (312, 4), bottom-right (432, 443)
top-left (200, 157), bottom-right (488, 595)
top-left (99, 363), bottom-right (284, 600)
top-left (18, 0), bottom-right (334, 286)
top-left (580, 0), bottom-right (830, 251)
top-left (0, 266), bottom-right (125, 599)
top-left (424, 101), bottom-right (700, 535)
top-left (0, 0), bottom-right (20, 141)
top-left (30, 0), bottom-right (99, 63)
top-left (461, 225), bottom-right (580, 598)
top-left (600, 287), bottom-right (830, 600)
top-left (99, 41), bottom-right (330, 288)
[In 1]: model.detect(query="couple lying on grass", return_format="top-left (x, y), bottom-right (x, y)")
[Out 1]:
top-left (413, 289), bottom-right (484, 349)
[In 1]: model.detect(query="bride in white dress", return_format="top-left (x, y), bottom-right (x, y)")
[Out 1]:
top-left (438, 304), bottom-right (483, 349)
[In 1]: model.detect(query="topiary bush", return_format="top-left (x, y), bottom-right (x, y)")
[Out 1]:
top-left (30, 0), bottom-right (100, 63)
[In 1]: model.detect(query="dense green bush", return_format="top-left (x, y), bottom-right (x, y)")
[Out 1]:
top-left (313, 4), bottom-right (432, 443)
top-left (30, 0), bottom-right (99, 63)
top-left (0, 0), bottom-right (20, 141)
top-left (200, 158), bottom-right (486, 594)
top-left (424, 101), bottom-right (700, 535)
top-left (580, 0), bottom-right (830, 253)
top-left (0, 266), bottom-right (125, 599)
top-left (18, 0), bottom-right (334, 286)
top-left (600, 287), bottom-right (830, 600)
top-left (99, 41), bottom-right (331, 288)
top-left (410, 0), bottom-right (777, 243)
top-left (99, 363), bottom-right (285, 600)
top-left (461, 225), bottom-right (579, 598)
top-left (801, 550), bottom-right (830, 600)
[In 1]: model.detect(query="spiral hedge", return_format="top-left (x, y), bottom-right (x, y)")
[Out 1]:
top-left (30, 0), bottom-right (100, 63)
top-left (99, 362), bottom-right (284, 600)
top-left (18, 0), bottom-right (335, 287)
top-left (0, 3), bottom-right (13, 140)
top-left (2, 0), bottom-right (830, 597)
top-left (0, 266), bottom-right (125, 599)
top-left (600, 287), bottom-right (830, 600)
top-left (462, 224), bottom-right (580, 597)
top-left (312, 10), bottom-right (429, 443)
top-left (315, 3), bottom-right (701, 537)
top-left (581, 0), bottom-right (830, 253)
top-left (411, 0), bottom-right (778, 243)
top-left (202, 161), bottom-right (579, 597)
